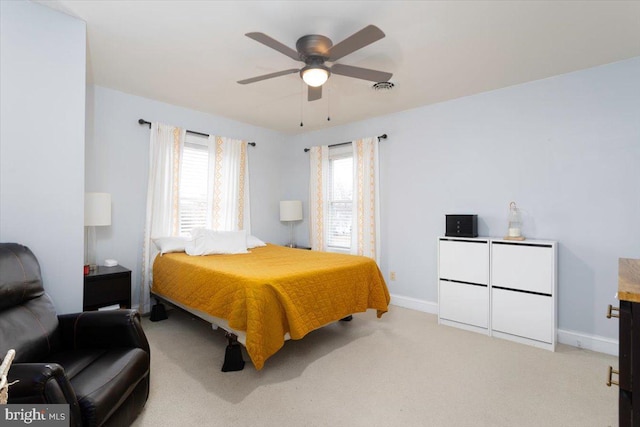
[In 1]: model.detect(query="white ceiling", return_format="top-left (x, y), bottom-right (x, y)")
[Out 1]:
top-left (42, 1), bottom-right (640, 134)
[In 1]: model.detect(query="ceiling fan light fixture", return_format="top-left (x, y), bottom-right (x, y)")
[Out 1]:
top-left (301, 66), bottom-right (330, 87)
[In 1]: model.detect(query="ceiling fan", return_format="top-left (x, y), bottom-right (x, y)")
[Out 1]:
top-left (238, 25), bottom-right (393, 102)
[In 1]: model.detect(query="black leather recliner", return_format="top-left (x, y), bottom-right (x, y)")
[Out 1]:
top-left (0, 243), bottom-right (150, 426)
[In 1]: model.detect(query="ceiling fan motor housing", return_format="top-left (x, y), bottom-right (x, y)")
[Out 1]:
top-left (296, 35), bottom-right (333, 61)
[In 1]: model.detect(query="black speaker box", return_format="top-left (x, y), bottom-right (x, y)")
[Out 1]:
top-left (445, 215), bottom-right (478, 238)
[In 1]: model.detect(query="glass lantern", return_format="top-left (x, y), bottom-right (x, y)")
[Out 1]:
top-left (507, 201), bottom-right (523, 239)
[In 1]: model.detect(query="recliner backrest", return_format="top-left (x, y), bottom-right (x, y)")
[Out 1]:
top-left (0, 243), bottom-right (44, 310)
top-left (0, 243), bottom-right (60, 363)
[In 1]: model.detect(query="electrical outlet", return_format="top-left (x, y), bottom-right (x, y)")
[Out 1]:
top-left (390, 271), bottom-right (396, 281)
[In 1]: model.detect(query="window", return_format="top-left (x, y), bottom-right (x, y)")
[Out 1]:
top-left (308, 138), bottom-right (378, 259)
top-left (178, 134), bottom-right (209, 236)
top-left (327, 145), bottom-right (353, 251)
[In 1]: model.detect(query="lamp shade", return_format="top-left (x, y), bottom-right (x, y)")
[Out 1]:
top-left (280, 200), bottom-right (303, 221)
top-left (85, 193), bottom-right (111, 226)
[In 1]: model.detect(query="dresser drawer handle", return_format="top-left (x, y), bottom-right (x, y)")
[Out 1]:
top-left (606, 366), bottom-right (619, 387)
top-left (606, 305), bottom-right (620, 319)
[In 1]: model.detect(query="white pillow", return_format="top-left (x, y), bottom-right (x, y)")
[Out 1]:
top-left (153, 236), bottom-right (190, 255)
top-left (247, 235), bottom-right (267, 248)
top-left (186, 229), bottom-right (249, 256)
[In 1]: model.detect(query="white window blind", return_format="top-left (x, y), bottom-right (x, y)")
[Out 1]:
top-left (179, 137), bottom-right (208, 236)
top-left (327, 147), bottom-right (353, 250)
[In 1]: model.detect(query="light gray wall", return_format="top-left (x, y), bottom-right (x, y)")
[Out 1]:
top-left (86, 86), bottom-right (289, 308)
top-left (0, 1), bottom-right (86, 314)
top-left (284, 57), bottom-right (640, 341)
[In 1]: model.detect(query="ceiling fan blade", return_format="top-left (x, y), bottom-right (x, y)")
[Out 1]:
top-left (327, 25), bottom-right (385, 62)
top-left (237, 68), bottom-right (299, 85)
top-left (308, 85), bottom-right (322, 102)
top-left (330, 64), bottom-right (392, 82)
top-left (245, 32), bottom-right (300, 61)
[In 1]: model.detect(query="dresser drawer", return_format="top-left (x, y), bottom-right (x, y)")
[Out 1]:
top-left (492, 288), bottom-right (553, 343)
top-left (439, 239), bottom-right (489, 285)
top-left (491, 243), bottom-right (554, 294)
top-left (439, 280), bottom-right (488, 328)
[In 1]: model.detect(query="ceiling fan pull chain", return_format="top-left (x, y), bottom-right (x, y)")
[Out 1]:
top-left (300, 80), bottom-right (304, 127)
top-left (327, 84), bottom-right (331, 122)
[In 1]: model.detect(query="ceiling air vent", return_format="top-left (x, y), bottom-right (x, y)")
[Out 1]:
top-left (372, 81), bottom-right (394, 91)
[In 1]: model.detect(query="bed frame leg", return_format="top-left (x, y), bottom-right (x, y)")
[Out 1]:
top-left (340, 315), bottom-right (353, 322)
top-left (150, 300), bottom-right (168, 322)
top-left (221, 332), bottom-right (245, 372)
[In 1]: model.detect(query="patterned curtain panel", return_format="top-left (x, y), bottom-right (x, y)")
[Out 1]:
top-left (308, 145), bottom-right (329, 251)
top-left (207, 136), bottom-right (251, 232)
top-left (140, 123), bottom-right (185, 313)
top-left (351, 137), bottom-right (380, 263)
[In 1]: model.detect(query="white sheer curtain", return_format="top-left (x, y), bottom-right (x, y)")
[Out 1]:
top-left (351, 137), bottom-right (381, 263)
top-left (140, 123), bottom-right (185, 313)
top-left (308, 145), bottom-right (329, 251)
top-left (208, 136), bottom-right (251, 232)
top-left (140, 129), bottom-right (251, 313)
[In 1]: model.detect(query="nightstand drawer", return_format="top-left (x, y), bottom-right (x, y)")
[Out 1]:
top-left (83, 266), bottom-right (131, 311)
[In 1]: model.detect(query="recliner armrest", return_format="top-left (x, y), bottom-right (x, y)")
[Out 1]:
top-left (8, 363), bottom-right (82, 427)
top-left (58, 310), bottom-right (150, 357)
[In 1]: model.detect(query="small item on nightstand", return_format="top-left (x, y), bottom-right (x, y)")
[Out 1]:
top-left (504, 201), bottom-right (525, 241)
top-left (104, 259), bottom-right (118, 267)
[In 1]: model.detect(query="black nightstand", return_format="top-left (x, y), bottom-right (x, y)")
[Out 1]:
top-left (83, 265), bottom-right (132, 311)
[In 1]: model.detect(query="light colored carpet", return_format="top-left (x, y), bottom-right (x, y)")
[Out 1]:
top-left (132, 306), bottom-right (618, 427)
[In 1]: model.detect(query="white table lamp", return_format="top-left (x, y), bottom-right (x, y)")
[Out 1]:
top-left (85, 193), bottom-right (111, 271)
top-left (280, 200), bottom-right (303, 248)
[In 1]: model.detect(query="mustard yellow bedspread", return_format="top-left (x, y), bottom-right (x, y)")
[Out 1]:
top-left (152, 244), bottom-right (390, 369)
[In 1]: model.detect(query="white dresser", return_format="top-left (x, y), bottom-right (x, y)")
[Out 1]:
top-left (438, 236), bottom-right (557, 351)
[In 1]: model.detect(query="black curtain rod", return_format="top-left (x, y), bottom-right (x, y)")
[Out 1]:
top-left (138, 119), bottom-right (256, 146)
top-left (303, 134), bottom-right (387, 152)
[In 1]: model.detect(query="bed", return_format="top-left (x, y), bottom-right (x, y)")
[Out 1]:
top-left (151, 244), bottom-right (390, 370)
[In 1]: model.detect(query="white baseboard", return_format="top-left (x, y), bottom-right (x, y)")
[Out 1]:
top-left (389, 294), bottom-right (438, 314)
top-left (389, 296), bottom-right (618, 356)
top-left (557, 328), bottom-right (618, 356)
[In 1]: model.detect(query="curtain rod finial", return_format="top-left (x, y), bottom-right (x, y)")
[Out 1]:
top-left (138, 119), bottom-right (151, 129)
